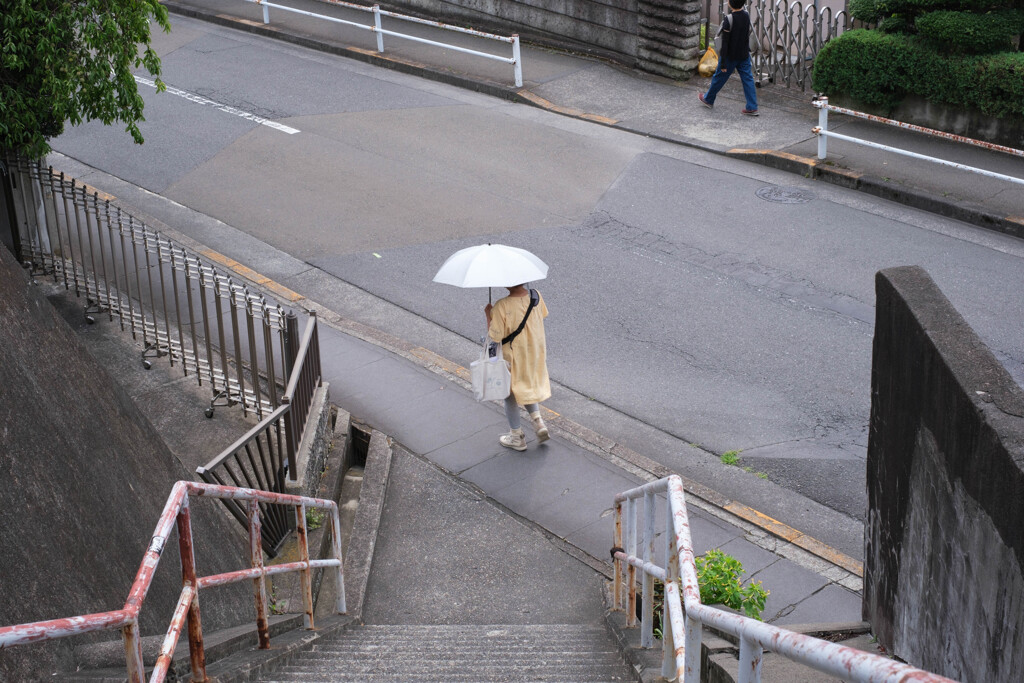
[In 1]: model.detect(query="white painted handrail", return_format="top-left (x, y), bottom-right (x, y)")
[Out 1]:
top-left (246, 0), bottom-right (523, 87)
top-left (612, 475), bottom-right (958, 683)
top-left (812, 96), bottom-right (1024, 186)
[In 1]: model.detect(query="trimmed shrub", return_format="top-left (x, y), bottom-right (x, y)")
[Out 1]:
top-left (915, 10), bottom-right (1022, 53)
top-left (812, 29), bottom-right (1024, 118)
top-left (811, 30), bottom-right (919, 109)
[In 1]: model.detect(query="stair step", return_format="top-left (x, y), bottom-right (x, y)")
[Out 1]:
top-left (263, 673), bottom-right (630, 682)
top-left (296, 651), bottom-right (618, 663)
top-left (255, 624), bottom-right (632, 682)
top-left (285, 658), bottom-right (627, 669)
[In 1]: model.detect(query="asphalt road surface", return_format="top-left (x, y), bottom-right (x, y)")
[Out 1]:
top-left (51, 14), bottom-right (1024, 547)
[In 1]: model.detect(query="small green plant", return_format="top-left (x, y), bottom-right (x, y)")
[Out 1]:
top-left (756, 472), bottom-right (769, 479)
top-left (643, 550), bottom-right (770, 637)
top-left (720, 450), bottom-right (741, 466)
top-left (696, 550), bottom-right (769, 619)
top-left (306, 507), bottom-right (325, 530)
top-left (268, 583), bottom-right (287, 615)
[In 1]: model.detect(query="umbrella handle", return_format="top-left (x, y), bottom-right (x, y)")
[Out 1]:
top-left (489, 287), bottom-right (492, 305)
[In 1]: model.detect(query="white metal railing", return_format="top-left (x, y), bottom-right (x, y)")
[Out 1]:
top-left (611, 476), bottom-right (958, 683)
top-left (813, 96), bottom-right (1024, 187)
top-left (246, 0), bottom-right (522, 87)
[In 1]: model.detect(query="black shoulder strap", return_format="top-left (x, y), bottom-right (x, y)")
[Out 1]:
top-left (501, 289), bottom-right (539, 346)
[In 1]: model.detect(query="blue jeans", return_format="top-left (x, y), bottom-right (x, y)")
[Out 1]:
top-left (703, 56), bottom-right (758, 111)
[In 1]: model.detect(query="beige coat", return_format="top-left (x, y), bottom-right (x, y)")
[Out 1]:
top-left (488, 291), bottom-right (551, 405)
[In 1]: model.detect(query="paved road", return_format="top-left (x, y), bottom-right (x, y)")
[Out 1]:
top-left (51, 14), bottom-right (1024, 546)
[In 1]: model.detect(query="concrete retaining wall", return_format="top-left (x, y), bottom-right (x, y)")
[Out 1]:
top-left (865, 266), bottom-right (1024, 681)
top-left (0, 247), bottom-right (254, 680)
top-left (376, 0), bottom-right (700, 78)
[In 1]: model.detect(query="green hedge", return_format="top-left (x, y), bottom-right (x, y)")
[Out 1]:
top-left (812, 29), bottom-right (1024, 118)
top-left (915, 10), bottom-right (1024, 53)
top-left (849, 0), bottom-right (1016, 23)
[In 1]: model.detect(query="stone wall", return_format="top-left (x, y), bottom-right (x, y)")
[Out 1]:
top-left (0, 247), bottom-right (255, 680)
top-left (865, 266), bottom-right (1024, 681)
top-left (377, 0), bottom-right (700, 79)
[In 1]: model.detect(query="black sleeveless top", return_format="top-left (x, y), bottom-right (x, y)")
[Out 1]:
top-left (724, 10), bottom-right (751, 62)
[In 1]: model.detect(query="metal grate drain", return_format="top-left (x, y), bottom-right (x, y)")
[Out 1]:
top-left (755, 186), bottom-right (816, 204)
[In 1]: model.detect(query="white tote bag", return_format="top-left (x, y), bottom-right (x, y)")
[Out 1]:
top-left (470, 338), bottom-right (511, 401)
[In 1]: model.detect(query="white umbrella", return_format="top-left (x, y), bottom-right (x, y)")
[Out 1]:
top-left (433, 243), bottom-right (548, 289)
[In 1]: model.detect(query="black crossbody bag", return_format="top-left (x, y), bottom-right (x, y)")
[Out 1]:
top-left (489, 289), bottom-right (539, 356)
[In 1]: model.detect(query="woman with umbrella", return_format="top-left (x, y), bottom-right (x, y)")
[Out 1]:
top-left (486, 283), bottom-right (551, 451)
top-left (433, 244), bottom-right (552, 451)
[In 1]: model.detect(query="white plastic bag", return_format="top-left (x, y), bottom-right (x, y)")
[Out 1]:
top-left (470, 338), bottom-right (511, 401)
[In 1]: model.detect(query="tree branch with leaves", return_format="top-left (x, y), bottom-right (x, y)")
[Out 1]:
top-left (1, 0), bottom-right (171, 158)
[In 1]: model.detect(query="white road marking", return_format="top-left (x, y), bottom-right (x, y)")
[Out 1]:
top-left (134, 75), bottom-right (300, 135)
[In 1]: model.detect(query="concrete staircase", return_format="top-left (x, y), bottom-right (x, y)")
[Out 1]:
top-left (257, 624), bottom-right (634, 682)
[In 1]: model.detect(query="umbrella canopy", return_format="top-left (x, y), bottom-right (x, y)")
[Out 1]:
top-left (433, 243), bottom-right (548, 288)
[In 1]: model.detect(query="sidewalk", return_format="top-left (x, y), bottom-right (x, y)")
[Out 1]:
top-left (166, 0), bottom-right (1024, 232)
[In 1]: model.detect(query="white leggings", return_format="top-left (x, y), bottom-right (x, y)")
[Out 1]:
top-left (505, 394), bottom-right (539, 430)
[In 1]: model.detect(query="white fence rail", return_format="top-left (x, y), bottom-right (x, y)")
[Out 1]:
top-left (611, 475), bottom-right (958, 683)
top-left (813, 97), bottom-right (1024, 187)
top-left (246, 0), bottom-right (523, 87)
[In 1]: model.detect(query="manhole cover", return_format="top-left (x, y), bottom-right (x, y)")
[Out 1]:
top-left (755, 186), bottom-right (815, 204)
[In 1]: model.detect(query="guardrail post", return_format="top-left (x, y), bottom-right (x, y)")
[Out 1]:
top-left (816, 96), bottom-right (828, 159)
top-left (260, 0), bottom-right (269, 24)
top-left (684, 610), bottom-right (701, 683)
top-left (613, 501), bottom-right (623, 610)
top-left (122, 622), bottom-right (145, 683)
top-left (373, 5), bottom-right (384, 52)
top-left (296, 504), bottom-right (315, 629)
top-left (738, 636), bottom-right (764, 683)
top-left (329, 505), bottom-right (348, 614)
top-left (248, 500), bottom-right (271, 649)
top-left (626, 497), bottom-right (637, 627)
top-left (641, 491), bottom-right (655, 648)
top-left (284, 311), bottom-right (299, 383)
top-left (176, 494), bottom-right (208, 681)
top-left (512, 35), bottom-right (522, 88)
top-left (662, 501), bottom-right (679, 679)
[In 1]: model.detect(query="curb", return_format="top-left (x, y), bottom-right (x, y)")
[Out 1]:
top-left (726, 149), bottom-right (1024, 240)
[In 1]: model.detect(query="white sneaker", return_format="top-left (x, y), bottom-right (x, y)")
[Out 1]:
top-left (531, 413), bottom-right (550, 443)
top-left (499, 428), bottom-right (527, 451)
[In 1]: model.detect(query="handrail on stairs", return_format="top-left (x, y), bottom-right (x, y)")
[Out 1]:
top-left (611, 475), bottom-right (957, 683)
top-left (0, 481), bottom-right (346, 683)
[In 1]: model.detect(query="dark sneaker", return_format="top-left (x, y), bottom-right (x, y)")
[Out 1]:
top-left (742, 108), bottom-right (760, 116)
top-left (698, 93), bottom-right (713, 109)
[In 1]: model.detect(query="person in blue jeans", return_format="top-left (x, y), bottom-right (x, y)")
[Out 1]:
top-left (699, 0), bottom-right (759, 116)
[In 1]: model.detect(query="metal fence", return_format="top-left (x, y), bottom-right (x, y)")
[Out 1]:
top-left (197, 314), bottom-right (323, 556)
top-left (0, 481), bottom-right (346, 683)
top-left (710, 0), bottom-right (853, 91)
top-left (3, 154), bottom-right (301, 421)
top-left (611, 476), bottom-right (957, 683)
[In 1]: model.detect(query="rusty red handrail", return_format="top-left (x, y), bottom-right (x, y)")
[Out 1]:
top-left (0, 481), bottom-right (346, 683)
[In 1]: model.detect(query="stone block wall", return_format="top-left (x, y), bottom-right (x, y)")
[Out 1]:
top-left (377, 0), bottom-right (700, 79)
top-left (865, 266), bottom-right (1024, 681)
